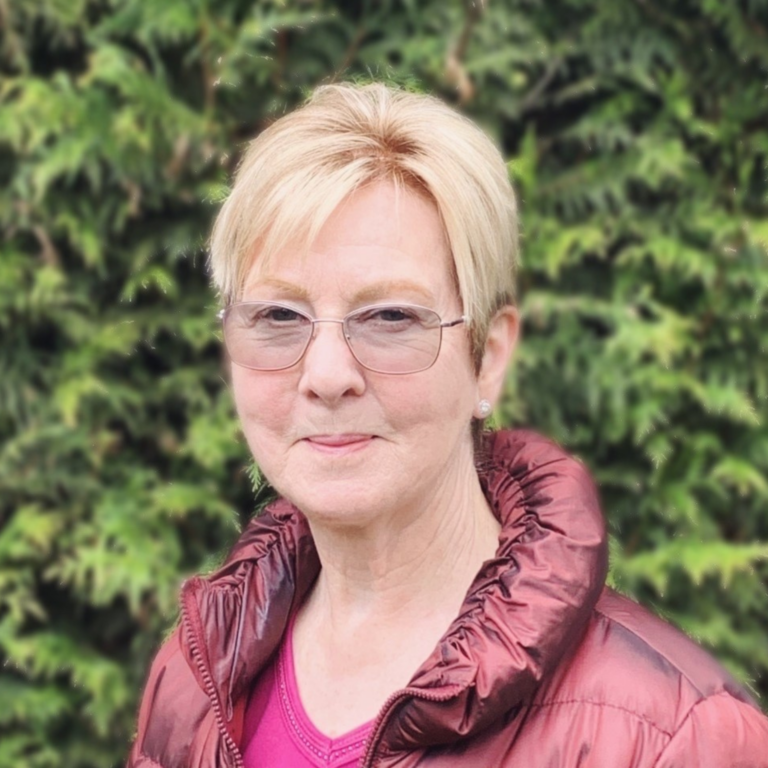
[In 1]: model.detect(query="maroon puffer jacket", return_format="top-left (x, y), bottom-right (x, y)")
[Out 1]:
top-left (127, 430), bottom-right (768, 767)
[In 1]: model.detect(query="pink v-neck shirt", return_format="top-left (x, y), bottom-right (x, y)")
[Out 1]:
top-left (242, 613), bottom-right (373, 767)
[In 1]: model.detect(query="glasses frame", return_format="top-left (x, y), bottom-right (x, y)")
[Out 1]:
top-left (217, 301), bottom-right (467, 375)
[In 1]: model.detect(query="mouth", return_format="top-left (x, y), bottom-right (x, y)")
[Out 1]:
top-left (302, 434), bottom-right (375, 454)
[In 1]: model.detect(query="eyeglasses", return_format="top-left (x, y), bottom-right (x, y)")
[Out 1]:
top-left (217, 301), bottom-right (467, 374)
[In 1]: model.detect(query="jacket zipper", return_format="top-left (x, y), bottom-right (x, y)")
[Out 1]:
top-left (181, 581), bottom-right (245, 768)
top-left (360, 684), bottom-right (465, 768)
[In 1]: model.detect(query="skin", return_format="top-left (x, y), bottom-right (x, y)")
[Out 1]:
top-left (233, 180), bottom-right (519, 736)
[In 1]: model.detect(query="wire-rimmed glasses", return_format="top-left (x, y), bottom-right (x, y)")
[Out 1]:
top-left (217, 301), bottom-right (467, 375)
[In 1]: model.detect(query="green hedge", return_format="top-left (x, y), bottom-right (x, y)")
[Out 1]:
top-left (1, 1), bottom-right (766, 765)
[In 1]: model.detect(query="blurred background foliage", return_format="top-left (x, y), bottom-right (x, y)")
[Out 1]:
top-left (1, 0), bottom-right (767, 765)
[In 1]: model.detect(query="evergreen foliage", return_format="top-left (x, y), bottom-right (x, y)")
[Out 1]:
top-left (0, 1), bottom-right (766, 765)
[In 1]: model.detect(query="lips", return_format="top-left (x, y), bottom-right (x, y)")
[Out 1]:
top-left (305, 434), bottom-right (371, 445)
top-left (302, 434), bottom-right (375, 454)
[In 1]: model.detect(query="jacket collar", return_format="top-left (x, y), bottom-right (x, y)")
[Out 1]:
top-left (180, 429), bottom-right (607, 750)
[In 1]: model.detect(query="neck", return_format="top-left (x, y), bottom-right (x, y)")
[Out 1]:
top-left (301, 451), bottom-right (501, 632)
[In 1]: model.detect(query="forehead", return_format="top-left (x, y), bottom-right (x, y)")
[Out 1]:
top-left (312, 180), bottom-right (444, 250)
top-left (242, 181), bottom-right (459, 306)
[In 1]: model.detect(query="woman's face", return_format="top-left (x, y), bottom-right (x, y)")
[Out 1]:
top-left (232, 181), bottom-right (496, 528)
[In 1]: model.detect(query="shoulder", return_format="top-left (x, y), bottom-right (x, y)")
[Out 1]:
top-left (591, 589), bottom-right (753, 704)
top-left (530, 588), bottom-right (768, 764)
top-left (580, 589), bottom-right (755, 709)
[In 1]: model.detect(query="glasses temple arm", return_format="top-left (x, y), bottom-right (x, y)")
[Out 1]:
top-left (440, 316), bottom-right (467, 328)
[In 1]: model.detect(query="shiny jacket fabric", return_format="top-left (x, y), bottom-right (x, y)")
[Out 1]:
top-left (127, 430), bottom-right (768, 767)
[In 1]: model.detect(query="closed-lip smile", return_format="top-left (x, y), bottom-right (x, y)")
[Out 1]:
top-left (303, 434), bottom-right (375, 453)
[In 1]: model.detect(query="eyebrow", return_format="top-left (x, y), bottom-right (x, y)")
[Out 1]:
top-left (245, 278), bottom-right (311, 301)
top-left (246, 278), bottom-right (435, 305)
top-left (352, 280), bottom-right (435, 304)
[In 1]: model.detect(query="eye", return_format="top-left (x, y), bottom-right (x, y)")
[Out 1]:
top-left (354, 306), bottom-right (418, 323)
top-left (262, 306), bottom-right (303, 323)
top-left (350, 305), bottom-right (427, 333)
top-left (371, 307), bottom-right (416, 323)
top-left (236, 304), bottom-right (307, 330)
top-left (243, 304), bottom-right (304, 323)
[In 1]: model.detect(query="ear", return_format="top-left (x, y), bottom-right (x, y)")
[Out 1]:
top-left (476, 305), bottom-right (520, 410)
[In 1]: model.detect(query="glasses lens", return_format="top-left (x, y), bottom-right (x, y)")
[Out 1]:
top-left (223, 303), bottom-right (311, 370)
top-left (344, 305), bottom-right (442, 374)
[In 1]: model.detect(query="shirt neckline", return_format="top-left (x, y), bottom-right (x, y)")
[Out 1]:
top-left (277, 610), bottom-right (373, 765)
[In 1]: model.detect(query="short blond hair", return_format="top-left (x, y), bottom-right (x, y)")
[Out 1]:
top-left (209, 82), bottom-right (518, 363)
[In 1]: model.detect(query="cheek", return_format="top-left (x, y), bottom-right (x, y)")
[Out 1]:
top-left (380, 360), bottom-right (476, 440)
top-left (231, 367), bottom-right (296, 450)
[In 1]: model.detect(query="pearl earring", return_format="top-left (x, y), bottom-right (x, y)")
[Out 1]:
top-left (477, 399), bottom-right (492, 419)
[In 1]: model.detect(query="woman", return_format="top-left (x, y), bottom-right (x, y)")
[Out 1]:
top-left (127, 83), bottom-right (768, 767)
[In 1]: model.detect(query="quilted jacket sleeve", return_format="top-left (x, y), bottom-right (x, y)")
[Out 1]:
top-left (125, 628), bottom-right (183, 768)
top-left (653, 692), bottom-right (768, 768)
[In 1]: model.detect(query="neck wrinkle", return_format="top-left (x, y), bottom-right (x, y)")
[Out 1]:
top-left (304, 457), bottom-right (500, 627)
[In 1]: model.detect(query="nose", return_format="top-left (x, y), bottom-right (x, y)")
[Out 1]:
top-left (297, 320), bottom-right (366, 403)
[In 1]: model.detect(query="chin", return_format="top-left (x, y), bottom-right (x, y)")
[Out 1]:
top-left (282, 482), bottom-right (393, 529)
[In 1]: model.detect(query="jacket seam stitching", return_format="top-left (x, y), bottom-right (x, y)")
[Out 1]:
top-left (528, 698), bottom-right (674, 738)
top-left (649, 690), bottom-right (734, 768)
